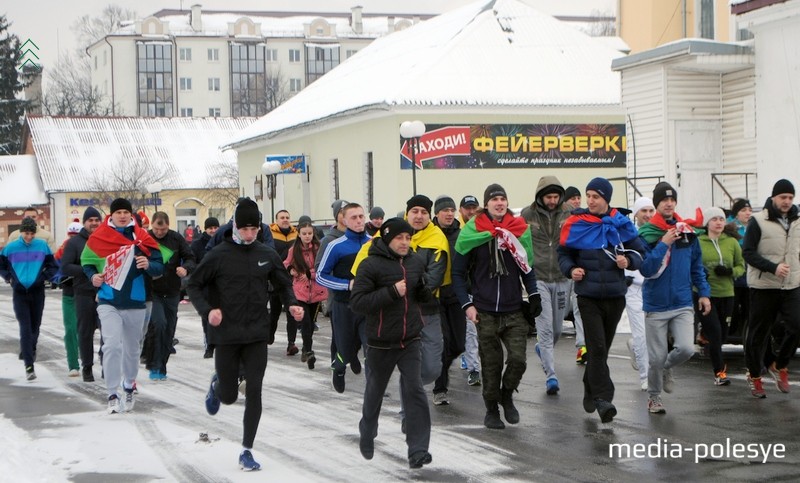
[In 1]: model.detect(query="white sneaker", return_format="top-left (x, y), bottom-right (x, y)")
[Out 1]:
top-left (107, 395), bottom-right (122, 414)
top-left (68, 369), bottom-right (80, 377)
top-left (626, 339), bottom-right (638, 371)
top-left (124, 390), bottom-right (135, 411)
top-left (640, 379), bottom-right (648, 391)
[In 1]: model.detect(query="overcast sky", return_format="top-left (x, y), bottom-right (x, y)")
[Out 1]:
top-left (5, 0), bottom-right (615, 74)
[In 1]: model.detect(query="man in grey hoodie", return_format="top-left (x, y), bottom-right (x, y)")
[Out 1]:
top-left (521, 176), bottom-right (572, 395)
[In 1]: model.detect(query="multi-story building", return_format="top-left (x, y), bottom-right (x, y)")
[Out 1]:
top-left (87, 5), bottom-right (429, 117)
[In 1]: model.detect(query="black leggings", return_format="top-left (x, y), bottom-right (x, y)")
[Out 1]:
top-left (298, 301), bottom-right (320, 353)
top-left (214, 341), bottom-right (268, 449)
top-left (695, 294), bottom-right (733, 374)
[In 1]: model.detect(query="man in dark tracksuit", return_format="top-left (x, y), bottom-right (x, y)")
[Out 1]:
top-left (351, 218), bottom-right (433, 469)
top-left (191, 217), bottom-right (219, 358)
top-left (144, 212), bottom-right (195, 380)
top-left (451, 184), bottom-right (541, 429)
top-left (60, 207), bottom-right (103, 381)
top-left (188, 199), bottom-right (304, 471)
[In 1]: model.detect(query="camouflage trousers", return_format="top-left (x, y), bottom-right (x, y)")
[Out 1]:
top-left (475, 310), bottom-right (528, 402)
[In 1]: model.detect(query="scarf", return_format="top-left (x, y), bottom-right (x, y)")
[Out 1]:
top-left (456, 212), bottom-right (533, 276)
top-left (638, 208), bottom-right (705, 244)
top-left (81, 218), bottom-right (159, 289)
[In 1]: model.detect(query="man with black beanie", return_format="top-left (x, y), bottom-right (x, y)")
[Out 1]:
top-left (351, 217), bottom-right (434, 469)
top-left (451, 183), bottom-right (541, 429)
top-left (742, 179), bottom-right (800, 398)
top-left (192, 217), bottom-right (220, 358)
top-left (188, 198), bottom-right (304, 471)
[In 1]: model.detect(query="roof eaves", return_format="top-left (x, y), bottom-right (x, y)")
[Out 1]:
top-left (611, 39), bottom-right (753, 71)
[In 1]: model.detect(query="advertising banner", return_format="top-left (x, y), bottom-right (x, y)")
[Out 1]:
top-left (266, 155), bottom-right (307, 174)
top-left (399, 124), bottom-right (626, 169)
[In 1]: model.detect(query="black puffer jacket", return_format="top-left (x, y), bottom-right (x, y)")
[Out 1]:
top-left (187, 227), bottom-right (297, 345)
top-left (350, 237), bottom-right (432, 349)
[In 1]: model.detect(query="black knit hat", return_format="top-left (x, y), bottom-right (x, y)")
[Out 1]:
top-left (731, 198), bottom-right (751, 216)
top-left (235, 199), bottom-right (261, 228)
top-left (109, 198), bottom-right (133, 214)
top-left (20, 217), bottom-right (37, 233)
top-left (406, 194), bottom-right (433, 214)
top-left (772, 179), bottom-right (795, 197)
top-left (204, 217), bottom-right (220, 229)
top-left (380, 217), bottom-right (414, 245)
top-left (434, 195), bottom-right (456, 214)
top-left (565, 186), bottom-right (581, 199)
top-left (586, 177), bottom-right (613, 204)
top-left (483, 183), bottom-right (507, 205)
top-left (652, 182), bottom-right (677, 207)
top-left (460, 195), bottom-right (479, 208)
top-left (83, 206), bottom-right (102, 223)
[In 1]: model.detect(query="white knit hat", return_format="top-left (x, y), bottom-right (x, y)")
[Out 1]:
top-left (702, 207), bottom-right (726, 225)
top-left (632, 197), bottom-right (654, 215)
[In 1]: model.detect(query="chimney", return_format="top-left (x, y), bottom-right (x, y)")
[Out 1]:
top-left (387, 16), bottom-right (395, 33)
top-left (191, 4), bottom-right (203, 31)
top-left (351, 6), bottom-right (363, 34)
top-left (21, 66), bottom-right (43, 115)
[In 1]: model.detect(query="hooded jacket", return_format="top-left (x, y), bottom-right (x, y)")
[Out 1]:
top-left (270, 223), bottom-right (298, 259)
top-left (284, 241), bottom-right (328, 303)
top-left (698, 232), bottom-right (745, 297)
top-left (187, 226), bottom-right (297, 345)
top-left (350, 237), bottom-right (431, 349)
top-left (521, 176), bottom-right (570, 283)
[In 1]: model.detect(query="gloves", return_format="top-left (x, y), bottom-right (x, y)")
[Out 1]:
top-left (528, 293), bottom-right (542, 319)
top-left (713, 265), bottom-right (733, 277)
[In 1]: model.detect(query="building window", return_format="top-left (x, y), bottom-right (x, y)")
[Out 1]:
top-left (137, 43), bottom-right (173, 117)
top-left (209, 107), bottom-right (221, 117)
top-left (179, 77), bottom-right (192, 91)
top-left (207, 48), bottom-right (219, 61)
top-left (266, 48), bottom-right (278, 62)
top-left (208, 77), bottom-right (220, 91)
top-left (179, 48), bottom-right (192, 61)
top-left (289, 49), bottom-right (301, 62)
top-left (363, 152), bottom-right (374, 210)
top-left (346, 49), bottom-right (358, 59)
top-left (330, 158), bottom-right (340, 202)
top-left (230, 43), bottom-right (267, 116)
top-left (305, 45), bottom-right (340, 85)
top-left (180, 107), bottom-right (193, 117)
top-left (289, 78), bottom-right (302, 92)
top-left (699, 0), bottom-right (714, 39)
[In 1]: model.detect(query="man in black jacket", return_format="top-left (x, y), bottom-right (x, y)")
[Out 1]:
top-left (188, 199), bottom-right (304, 472)
top-left (143, 212), bottom-right (196, 380)
top-left (351, 218), bottom-right (433, 469)
top-left (191, 217), bottom-right (219, 358)
top-left (59, 207), bottom-right (102, 382)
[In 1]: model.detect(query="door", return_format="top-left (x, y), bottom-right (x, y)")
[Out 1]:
top-left (674, 120), bottom-right (722, 215)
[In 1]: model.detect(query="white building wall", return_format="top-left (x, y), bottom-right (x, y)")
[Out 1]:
top-left (720, 67), bottom-right (757, 206)
top-left (174, 38), bottom-right (231, 117)
top-left (750, 11), bottom-right (800, 200)
top-left (236, 111), bottom-right (627, 224)
top-left (620, 66), bottom-right (665, 206)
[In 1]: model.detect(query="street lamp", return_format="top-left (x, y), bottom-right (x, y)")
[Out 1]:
top-left (146, 182), bottom-right (163, 213)
top-left (400, 120), bottom-right (426, 196)
top-left (261, 160), bottom-right (282, 222)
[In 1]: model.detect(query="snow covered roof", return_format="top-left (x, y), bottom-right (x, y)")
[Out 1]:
top-left (110, 9), bottom-right (426, 40)
top-left (224, 0), bottom-right (625, 149)
top-left (25, 116), bottom-right (256, 193)
top-left (0, 155), bottom-right (48, 207)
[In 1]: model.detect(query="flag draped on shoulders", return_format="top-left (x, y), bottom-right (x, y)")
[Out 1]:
top-left (81, 218), bottom-right (160, 272)
top-left (456, 212), bottom-right (533, 273)
top-left (638, 208), bottom-right (705, 244)
top-left (560, 208), bottom-right (639, 250)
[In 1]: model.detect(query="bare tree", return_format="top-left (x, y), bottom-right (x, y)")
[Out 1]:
top-left (72, 4), bottom-right (137, 48)
top-left (204, 161), bottom-right (241, 209)
top-left (583, 9), bottom-right (616, 37)
top-left (266, 66), bottom-right (290, 113)
top-left (87, 161), bottom-right (170, 214)
top-left (39, 54), bottom-right (116, 116)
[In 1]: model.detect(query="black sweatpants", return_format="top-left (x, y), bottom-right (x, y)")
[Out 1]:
top-left (694, 294), bottom-right (733, 374)
top-left (75, 293), bottom-right (101, 369)
top-left (214, 341), bottom-right (269, 449)
top-left (746, 287), bottom-right (800, 375)
top-left (298, 301), bottom-right (320, 354)
top-left (13, 287), bottom-right (45, 367)
top-left (269, 292), bottom-right (297, 346)
top-left (578, 296), bottom-right (626, 403)
top-left (433, 299), bottom-right (467, 394)
top-left (360, 340), bottom-right (430, 458)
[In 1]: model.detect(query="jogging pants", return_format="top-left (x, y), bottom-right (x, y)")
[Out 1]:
top-left (433, 300), bottom-right (467, 394)
top-left (150, 293), bottom-right (180, 373)
top-left (75, 293), bottom-right (100, 369)
top-left (98, 305), bottom-right (147, 397)
top-left (62, 295), bottom-right (80, 371)
top-left (13, 287), bottom-right (45, 367)
top-left (330, 300), bottom-right (367, 373)
top-left (578, 296), bottom-right (626, 403)
top-left (746, 287), bottom-right (800, 375)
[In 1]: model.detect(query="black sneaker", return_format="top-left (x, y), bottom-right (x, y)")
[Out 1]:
top-left (203, 348), bottom-right (214, 359)
top-left (25, 365), bottom-right (36, 381)
top-left (306, 351), bottom-right (316, 370)
top-left (332, 370), bottom-right (345, 393)
top-left (350, 357), bottom-right (362, 375)
top-left (82, 366), bottom-right (95, 382)
top-left (595, 399), bottom-right (617, 423)
top-left (359, 435), bottom-right (374, 460)
top-left (408, 451), bottom-right (432, 469)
